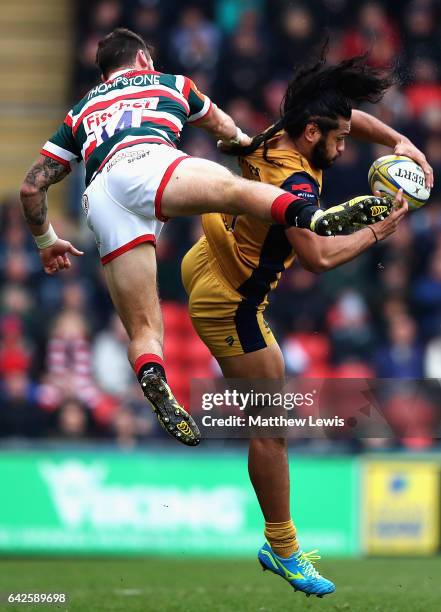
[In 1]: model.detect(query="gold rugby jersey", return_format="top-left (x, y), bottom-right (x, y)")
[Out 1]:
top-left (202, 133), bottom-right (323, 307)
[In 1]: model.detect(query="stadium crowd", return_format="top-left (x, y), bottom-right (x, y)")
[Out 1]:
top-left (1, 0), bottom-right (441, 448)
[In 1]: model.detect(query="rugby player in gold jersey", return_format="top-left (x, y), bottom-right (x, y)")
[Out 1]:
top-left (182, 53), bottom-right (433, 596)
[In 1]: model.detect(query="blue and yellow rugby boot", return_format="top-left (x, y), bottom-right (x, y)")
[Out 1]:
top-left (258, 542), bottom-right (336, 598)
top-left (311, 194), bottom-right (393, 236)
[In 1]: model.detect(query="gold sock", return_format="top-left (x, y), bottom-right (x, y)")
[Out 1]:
top-left (264, 519), bottom-right (299, 558)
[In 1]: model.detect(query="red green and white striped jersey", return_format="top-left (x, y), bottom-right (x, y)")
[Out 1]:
top-left (41, 68), bottom-right (212, 186)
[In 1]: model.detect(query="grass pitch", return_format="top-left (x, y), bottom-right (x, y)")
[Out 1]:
top-left (0, 557), bottom-right (440, 612)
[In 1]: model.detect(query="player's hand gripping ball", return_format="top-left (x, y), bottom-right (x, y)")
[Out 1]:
top-left (368, 155), bottom-right (431, 210)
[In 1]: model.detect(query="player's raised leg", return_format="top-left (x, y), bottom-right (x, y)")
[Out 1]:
top-left (103, 243), bottom-right (200, 446)
top-left (159, 157), bottom-right (392, 235)
top-left (217, 344), bottom-right (335, 598)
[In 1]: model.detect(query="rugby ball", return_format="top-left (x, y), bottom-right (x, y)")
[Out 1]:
top-left (368, 155), bottom-right (430, 210)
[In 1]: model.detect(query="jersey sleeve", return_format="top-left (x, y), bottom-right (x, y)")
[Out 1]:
top-left (280, 171), bottom-right (320, 206)
top-left (40, 111), bottom-right (82, 170)
top-left (184, 78), bottom-right (212, 124)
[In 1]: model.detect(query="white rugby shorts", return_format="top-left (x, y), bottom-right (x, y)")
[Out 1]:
top-left (82, 143), bottom-right (189, 264)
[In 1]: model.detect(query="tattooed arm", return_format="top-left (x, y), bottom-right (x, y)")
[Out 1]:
top-left (20, 155), bottom-right (69, 236)
top-left (19, 155), bottom-right (83, 275)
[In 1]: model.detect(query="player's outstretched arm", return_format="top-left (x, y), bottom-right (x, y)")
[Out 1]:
top-left (194, 104), bottom-right (252, 149)
top-left (287, 190), bottom-right (408, 273)
top-left (350, 109), bottom-right (433, 189)
top-left (20, 155), bottom-right (83, 275)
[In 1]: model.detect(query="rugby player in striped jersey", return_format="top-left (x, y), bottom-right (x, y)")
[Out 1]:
top-left (20, 28), bottom-right (395, 446)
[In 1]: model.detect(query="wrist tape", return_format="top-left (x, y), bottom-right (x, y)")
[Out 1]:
top-left (33, 224), bottom-right (58, 249)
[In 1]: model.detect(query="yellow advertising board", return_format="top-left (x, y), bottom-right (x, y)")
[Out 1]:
top-left (363, 462), bottom-right (439, 555)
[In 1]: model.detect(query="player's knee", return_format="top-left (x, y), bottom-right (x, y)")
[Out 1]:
top-left (129, 314), bottom-right (163, 343)
top-left (218, 173), bottom-right (242, 210)
top-left (227, 175), bottom-right (244, 202)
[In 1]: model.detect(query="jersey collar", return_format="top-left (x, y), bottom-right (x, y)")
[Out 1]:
top-left (107, 67), bottom-right (134, 80)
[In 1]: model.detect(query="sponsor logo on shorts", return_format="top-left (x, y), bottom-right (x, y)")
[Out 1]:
top-left (106, 149), bottom-right (149, 172)
top-left (127, 152), bottom-right (148, 164)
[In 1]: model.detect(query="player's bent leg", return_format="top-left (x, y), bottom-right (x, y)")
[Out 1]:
top-left (159, 157), bottom-right (316, 227)
top-left (160, 156), bottom-right (390, 237)
top-left (160, 157), bottom-right (281, 221)
top-left (103, 243), bottom-right (200, 446)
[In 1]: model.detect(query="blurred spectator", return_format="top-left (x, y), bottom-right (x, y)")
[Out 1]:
top-left (74, 34), bottom-right (101, 97)
top-left (378, 258), bottom-right (409, 296)
top-left (339, 2), bottom-right (401, 68)
top-left (129, 3), bottom-right (165, 67)
top-left (404, 57), bottom-right (441, 119)
top-left (425, 136), bottom-right (441, 190)
top-left (110, 401), bottom-right (157, 448)
top-left (262, 79), bottom-right (287, 120)
top-left (38, 310), bottom-right (104, 410)
top-left (383, 383), bottom-right (437, 449)
top-left (111, 405), bottom-right (138, 448)
top-left (0, 372), bottom-right (45, 438)
top-left (413, 248), bottom-right (441, 338)
top-left (332, 359), bottom-right (375, 378)
top-left (215, 0), bottom-right (264, 33)
top-left (375, 313), bottom-right (424, 378)
top-left (224, 98), bottom-right (267, 136)
top-left (91, 0), bottom-right (122, 35)
top-left (381, 297), bottom-right (410, 324)
top-left (217, 9), bottom-right (268, 105)
top-left (321, 0), bottom-right (351, 30)
top-left (365, 85), bottom-right (410, 130)
top-left (271, 266), bottom-right (326, 337)
top-left (1, 284), bottom-right (37, 337)
top-left (0, 315), bottom-right (33, 376)
top-left (424, 328), bottom-right (441, 377)
top-left (168, 6), bottom-right (221, 75)
top-left (327, 290), bottom-right (374, 362)
top-left (92, 313), bottom-right (132, 396)
top-left (56, 398), bottom-right (90, 439)
top-left (401, 0), bottom-right (441, 66)
top-left (283, 331), bottom-right (333, 377)
top-left (274, 4), bottom-right (318, 75)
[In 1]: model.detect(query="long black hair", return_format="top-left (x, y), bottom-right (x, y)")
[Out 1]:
top-left (227, 48), bottom-right (394, 162)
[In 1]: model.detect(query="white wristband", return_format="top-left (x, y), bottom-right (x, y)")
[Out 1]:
top-left (33, 224), bottom-right (58, 249)
top-left (228, 126), bottom-right (244, 145)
